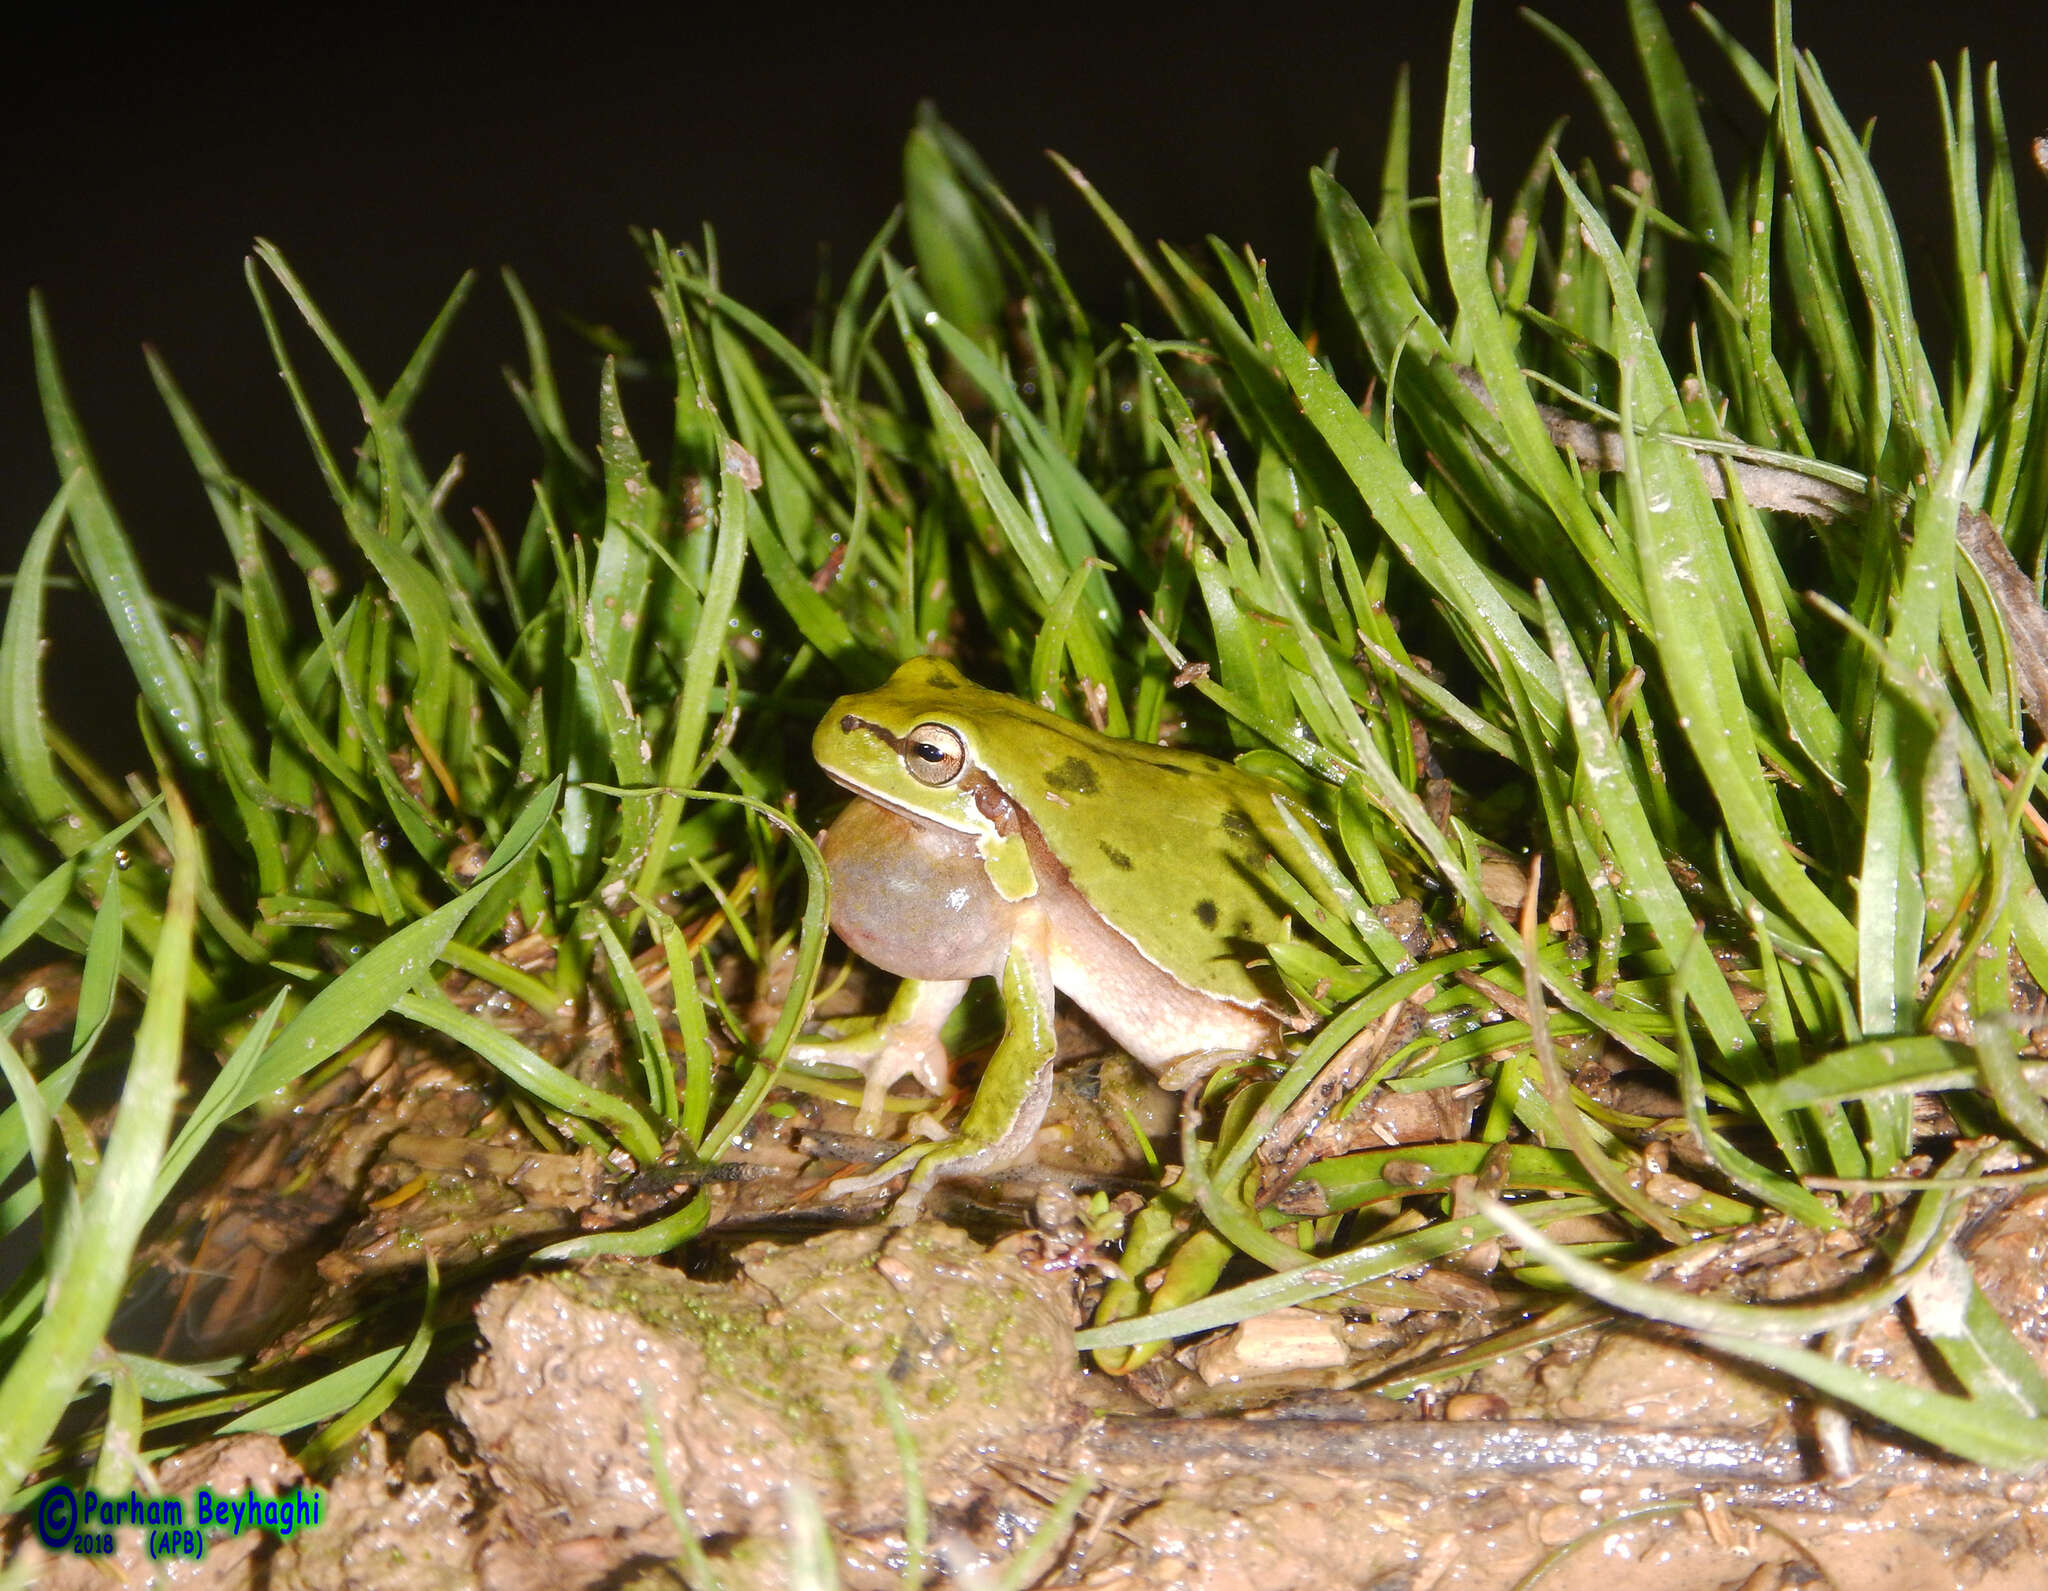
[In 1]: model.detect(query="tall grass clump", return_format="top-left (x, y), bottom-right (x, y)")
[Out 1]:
top-left (5, 0), bottom-right (2048, 1501)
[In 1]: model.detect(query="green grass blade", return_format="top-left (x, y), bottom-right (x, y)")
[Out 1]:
top-left (385, 272), bottom-right (476, 424)
top-left (634, 262), bottom-right (760, 900)
top-left (150, 991), bottom-right (287, 1208)
top-left (903, 115), bottom-right (1003, 350)
top-left (693, 793), bottom-right (831, 1164)
top-left (1698, 1328), bottom-right (2048, 1471)
top-left (595, 912), bottom-right (679, 1128)
top-left (218, 1345), bottom-right (407, 1438)
top-left (0, 784), bottom-right (196, 1501)
top-left (0, 477), bottom-right (87, 840)
top-left (1555, 162), bottom-right (1857, 968)
top-left (297, 1253), bottom-right (442, 1471)
top-left (226, 776), bottom-right (558, 1110)
top-left (395, 989), bottom-right (662, 1163)
top-left (1437, 5), bottom-right (1625, 599)
top-left (1047, 152), bottom-right (1185, 329)
top-left (1535, 587), bottom-right (1757, 1056)
top-left (1243, 269), bottom-right (1564, 730)
top-left (30, 298), bottom-right (210, 770)
top-left (1627, 0), bottom-right (1733, 255)
top-left (1076, 1195), bottom-right (1604, 1351)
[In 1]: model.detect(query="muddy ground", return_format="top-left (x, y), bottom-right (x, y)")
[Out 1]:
top-left (21, 1195), bottom-right (2048, 1590)
top-left (15, 988), bottom-right (2048, 1589)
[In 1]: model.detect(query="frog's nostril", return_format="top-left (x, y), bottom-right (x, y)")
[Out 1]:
top-left (840, 715), bottom-right (858, 733)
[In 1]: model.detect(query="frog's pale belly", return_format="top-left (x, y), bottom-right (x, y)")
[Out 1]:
top-left (821, 797), bottom-right (1277, 1068)
top-left (1040, 898), bottom-right (1279, 1065)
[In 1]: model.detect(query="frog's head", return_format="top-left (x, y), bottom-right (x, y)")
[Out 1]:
top-left (815, 658), bottom-right (1039, 900)
top-left (815, 658), bottom-right (988, 830)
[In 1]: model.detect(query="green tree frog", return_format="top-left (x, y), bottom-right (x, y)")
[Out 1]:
top-left (803, 657), bottom-right (1329, 1213)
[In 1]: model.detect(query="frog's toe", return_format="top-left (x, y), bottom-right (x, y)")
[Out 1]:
top-left (856, 1033), bottom-right (951, 1128)
top-left (789, 1024), bottom-right (940, 1122)
top-left (829, 1132), bottom-right (1007, 1220)
top-left (786, 1020), bottom-right (882, 1069)
top-left (831, 1141), bottom-right (936, 1206)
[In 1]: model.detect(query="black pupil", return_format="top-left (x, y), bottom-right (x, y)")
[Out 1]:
top-left (913, 741), bottom-right (945, 762)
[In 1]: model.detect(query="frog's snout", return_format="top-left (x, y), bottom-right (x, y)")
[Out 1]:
top-left (816, 696), bottom-right (900, 770)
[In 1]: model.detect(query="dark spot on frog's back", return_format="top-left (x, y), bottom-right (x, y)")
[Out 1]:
top-left (1220, 806), bottom-right (1266, 863)
top-left (1045, 756), bottom-right (1100, 795)
top-left (1194, 899), bottom-right (1219, 929)
top-left (1100, 841), bottom-right (1134, 870)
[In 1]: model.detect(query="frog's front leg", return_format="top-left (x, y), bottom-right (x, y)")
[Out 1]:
top-left (788, 976), bottom-right (969, 1126)
top-left (840, 916), bottom-right (1058, 1221)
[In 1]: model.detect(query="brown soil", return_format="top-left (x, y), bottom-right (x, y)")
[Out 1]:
top-left (20, 981), bottom-right (2048, 1589)
top-left (23, 1199), bottom-right (2048, 1590)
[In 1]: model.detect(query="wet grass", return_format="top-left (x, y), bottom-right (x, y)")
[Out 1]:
top-left (5, 0), bottom-right (2048, 1535)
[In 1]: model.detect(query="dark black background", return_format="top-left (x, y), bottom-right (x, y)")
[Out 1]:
top-left (3, 1), bottom-right (2042, 757)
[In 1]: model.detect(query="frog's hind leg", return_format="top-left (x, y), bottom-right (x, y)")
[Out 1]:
top-left (843, 918), bottom-right (1059, 1222)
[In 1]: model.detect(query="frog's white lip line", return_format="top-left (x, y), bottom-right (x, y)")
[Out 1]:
top-left (822, 769), bottom-right (979, 835)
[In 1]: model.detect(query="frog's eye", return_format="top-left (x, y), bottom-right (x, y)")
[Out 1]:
top-left (904, 723), bottom-right (966, 785)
